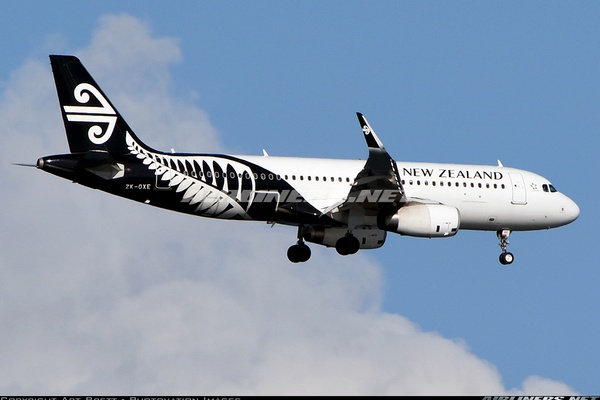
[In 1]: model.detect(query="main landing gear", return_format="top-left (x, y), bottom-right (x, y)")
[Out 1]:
top-left (287, 226), bottom-right (311, 263)
top-left (497, 229), bottom-right (514, 265)
top-left (335, 233), bottom-right (360, 256)
top-left (287, 240), bottom-right (311, 263)
top-left (286, 227), bottom-right (361, 263)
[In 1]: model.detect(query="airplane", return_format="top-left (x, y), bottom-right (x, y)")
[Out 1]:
top-left (33, 55), bottom-right (580, 265)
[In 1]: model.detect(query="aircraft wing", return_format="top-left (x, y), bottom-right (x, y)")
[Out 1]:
top-left (322, 113), bottom-right (405, 215)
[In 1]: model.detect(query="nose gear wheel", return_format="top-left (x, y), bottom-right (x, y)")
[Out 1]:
top-left (497, 230), bottom-right (514, 265)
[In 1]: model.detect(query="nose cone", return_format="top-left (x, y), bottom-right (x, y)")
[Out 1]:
top-left (563, 196), bottom-right (580, 225)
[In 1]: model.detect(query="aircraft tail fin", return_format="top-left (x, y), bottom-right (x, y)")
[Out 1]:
top-left (50, 55), bottom-right (151, 154)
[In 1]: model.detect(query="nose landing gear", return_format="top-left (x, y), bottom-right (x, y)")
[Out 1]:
top-left (497, 230), bottom-right (514, 265)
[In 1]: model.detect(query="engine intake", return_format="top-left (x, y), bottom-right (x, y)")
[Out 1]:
top-left (381, 203), bottom-right (460, 238)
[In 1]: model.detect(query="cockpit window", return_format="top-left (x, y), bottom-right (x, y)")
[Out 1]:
top-left (543, 184), bottom-right (558, 193)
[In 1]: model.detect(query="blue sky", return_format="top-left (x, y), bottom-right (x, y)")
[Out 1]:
top-left (1, 1), bottom-right (597, 394)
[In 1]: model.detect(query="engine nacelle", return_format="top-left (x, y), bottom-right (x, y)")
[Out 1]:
top-left (381, 203), bottom-right (460, 238)
top-left (303, 226), bottom-right (387, 249)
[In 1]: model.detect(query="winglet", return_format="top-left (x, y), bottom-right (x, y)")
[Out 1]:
top-left (321, 113), bottom-right (405, 215)
top-left (356, 112), bottom-right (385, 150)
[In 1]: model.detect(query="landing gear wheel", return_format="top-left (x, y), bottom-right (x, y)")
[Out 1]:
top-left (496, 230), bottom-right (514, 266)
top-left (287, 242), bottom-right (311, 263)
top-left (287, 226), bottom-right (311, 263)
top-left (499, 252), bottom-right (514, 265)
top-left (335, 234), bottom-right (360, 256)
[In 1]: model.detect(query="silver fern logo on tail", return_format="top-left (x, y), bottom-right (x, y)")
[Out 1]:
top-left (63, 83), bottom-right (117, 145)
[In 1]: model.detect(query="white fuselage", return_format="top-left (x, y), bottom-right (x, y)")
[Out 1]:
top-left (238, 155), bottom-right (580, 232)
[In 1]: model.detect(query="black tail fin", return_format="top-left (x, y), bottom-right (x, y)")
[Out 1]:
top-left (50, 55), bottom-right (151, 154)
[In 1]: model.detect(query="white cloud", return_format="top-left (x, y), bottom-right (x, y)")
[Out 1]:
top-left (78, 14), bottom-right (221, 153)
top-left (0, 14), bottom-right (578, 395)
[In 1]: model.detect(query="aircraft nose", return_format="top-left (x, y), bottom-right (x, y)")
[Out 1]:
top-left (561, 196), bottom-right (580, 225)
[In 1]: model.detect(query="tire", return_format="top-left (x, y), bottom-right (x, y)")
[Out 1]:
top-left (287, 245), bottom-right (301, 263)
top-left (347, 236), bottom-right (360, 255)
top-left (298, 243), bottom-right (311, 262)
top-left (335, 235), bottom-right (360, 256)
top-left (288, 243), bottom-right (311, 263)
top-left (499, 252), bottom-right (514, 265)
top-left (335, 237), bottom-right (350, 256)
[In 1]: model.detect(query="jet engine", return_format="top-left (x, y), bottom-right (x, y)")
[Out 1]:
top-left (380, 203), bottom-right (460, 237)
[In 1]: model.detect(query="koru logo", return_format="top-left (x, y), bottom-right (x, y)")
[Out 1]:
top-left (63, 83), bottom-right (117, 145)
top-left (361, 124), bottom-right (371, 136)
